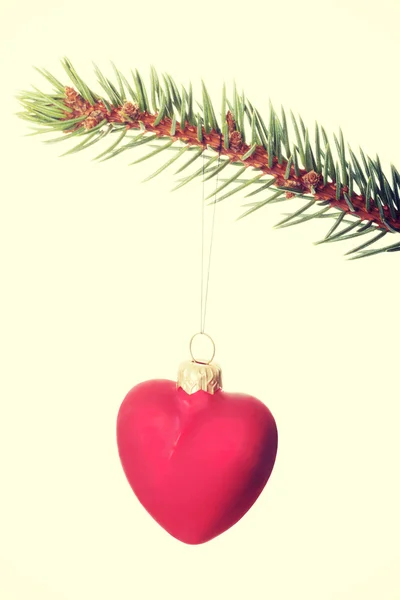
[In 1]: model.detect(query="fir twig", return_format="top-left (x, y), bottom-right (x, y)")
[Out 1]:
top-left (16, 59), bottom-right (400, 260)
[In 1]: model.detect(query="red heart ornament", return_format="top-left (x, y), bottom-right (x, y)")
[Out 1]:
top-left (117, 373), bottom-right (278, 545)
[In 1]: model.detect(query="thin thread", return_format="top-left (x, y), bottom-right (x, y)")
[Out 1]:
top-left (200, 139), bottom-right (222, 334)
top-left (202, 157), bottom-right (220, 332)
top-left (200, 153), bottom-right (205, 332)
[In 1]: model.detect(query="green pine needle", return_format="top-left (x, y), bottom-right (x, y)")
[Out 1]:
top-left (16, 59), bottom-right (400, 260)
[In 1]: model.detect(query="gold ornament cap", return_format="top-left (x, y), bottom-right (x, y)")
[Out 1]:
top-left (177, 359), bottom-right (222, 395)
top-left (176, 332), bottom-right (222, 395)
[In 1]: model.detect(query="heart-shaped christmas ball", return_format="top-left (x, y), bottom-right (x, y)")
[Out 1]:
top-left (116, 359), bottom-right (278, 544)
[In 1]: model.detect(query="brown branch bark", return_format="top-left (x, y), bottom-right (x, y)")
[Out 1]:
top-left (62, 88), bottom-right (398, 233)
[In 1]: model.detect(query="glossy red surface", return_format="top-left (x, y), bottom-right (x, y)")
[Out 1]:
top-left (117, 379), bottom-right (278, 544)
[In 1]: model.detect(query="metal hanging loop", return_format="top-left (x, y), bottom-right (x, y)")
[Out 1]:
top-left (189, 332), bottom-right (216, 365)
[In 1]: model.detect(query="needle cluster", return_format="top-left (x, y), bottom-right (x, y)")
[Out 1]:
top-left (16, 58), bottom-right (400, 259)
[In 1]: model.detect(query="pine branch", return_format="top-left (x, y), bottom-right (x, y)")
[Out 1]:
top-left (16, 58), bottom-right (400, 259)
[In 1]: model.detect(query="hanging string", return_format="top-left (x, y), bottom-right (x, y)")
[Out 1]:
top-left (200, 137), bottom-right (222, 335)
top-left (200, 152), bottom-right (205, 333)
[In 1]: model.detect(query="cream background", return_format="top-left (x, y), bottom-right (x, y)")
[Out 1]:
top-left (1, 1), bottom-right (400, 598)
